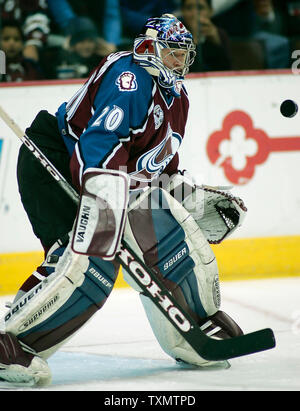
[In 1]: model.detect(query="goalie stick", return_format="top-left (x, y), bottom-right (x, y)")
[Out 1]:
top-left (0, 105), bottom-right (276, 361)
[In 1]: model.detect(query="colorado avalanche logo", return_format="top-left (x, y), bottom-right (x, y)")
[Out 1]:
top-left (131, 123), bottom-right (182, 183)
top-left (116, 71), bottom-right (138, 92)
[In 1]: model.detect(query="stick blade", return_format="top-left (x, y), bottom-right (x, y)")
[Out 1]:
top-left (199, 328), bottom-right (276, 361)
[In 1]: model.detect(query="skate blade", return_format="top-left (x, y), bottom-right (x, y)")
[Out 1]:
top-left (0, 379), bottom-right (37, 389)
top-left (176, 359), bottom-right (231, 370)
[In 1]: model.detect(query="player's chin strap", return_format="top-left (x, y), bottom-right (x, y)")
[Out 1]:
top-left (164, 171), bottom-right (248, 244)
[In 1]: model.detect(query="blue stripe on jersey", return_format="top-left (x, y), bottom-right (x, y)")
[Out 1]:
top-left (56, 102), bottom-right (77, 156)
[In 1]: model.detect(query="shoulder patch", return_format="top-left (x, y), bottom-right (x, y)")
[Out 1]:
top-left (153, 104), bottom-right (164, 130)
top-left (116, 71), bottom-right (138, 92)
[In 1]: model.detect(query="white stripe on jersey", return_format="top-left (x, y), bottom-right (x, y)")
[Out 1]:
top-left (67, 123), bottom-right (79, 140)
top-left (66, 71), bottom-right (97, 121)
top-left (93, 51), bottom-right (132, 84)
top-left (102, 142), bottom-right (123, 169)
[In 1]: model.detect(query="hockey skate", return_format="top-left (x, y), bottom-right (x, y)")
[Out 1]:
top-left (0, 332), bottom-right (51, 387)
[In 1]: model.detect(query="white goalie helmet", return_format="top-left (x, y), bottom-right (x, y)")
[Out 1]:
top-left (133, 14), bottom-right (196, 97)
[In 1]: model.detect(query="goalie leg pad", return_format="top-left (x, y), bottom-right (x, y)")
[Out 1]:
top-left (123, 187), bottom-right (221, 365)
top-left (12, 236), bottom-right (68, 304)
top-left (4, 240), bottom-right (119, 359)
top-left (124, 187), bottom-right (220, 318)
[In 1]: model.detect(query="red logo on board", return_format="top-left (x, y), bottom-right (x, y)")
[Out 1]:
top-left (206, 110), bottom-right (300, 185)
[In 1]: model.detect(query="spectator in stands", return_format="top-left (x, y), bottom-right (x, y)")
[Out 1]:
top-left (50, 17), bottom-right (101, 80)
top-left (250, 0), bottom-right (290, 69)
top-left (0, 20), bottom-right (44, 82)
top-left (179, 0), bottom-right (233, 72)
top-left (210, 0), bottom-right (290, 69)
top-left (47, 0), bottom-right (122, 57)
top-left (212, 0), bottom-right (257, 37)
top-left (253, 0), bottom-right (276, 21)
top-left (253, 0), bottom-right (300, 38)
top-left (1, 0), bottom-right (50, 64)
top-left (252, 0), bottom-right (284, 35)
top-left (281, 0), bottom-right (300, 41)
top-left (119, 0), bottom-right (179, 47)
top-left (259, 0), bottom-right (300, 67)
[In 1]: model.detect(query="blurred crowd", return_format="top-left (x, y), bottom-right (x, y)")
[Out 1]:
top-left (0, 0), bottom-right (299, 82)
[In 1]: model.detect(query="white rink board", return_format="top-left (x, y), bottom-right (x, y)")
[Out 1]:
top-left (0, 71), bottom-right (300, 253)
top-left (182, 72), bottom-right (300, 239)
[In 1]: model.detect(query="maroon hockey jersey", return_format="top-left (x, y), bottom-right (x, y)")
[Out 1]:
top-left (56, 52), bottom-right (190, 191)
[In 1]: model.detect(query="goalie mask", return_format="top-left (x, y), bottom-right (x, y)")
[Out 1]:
top-left (133, 14), bottom-right (196, 97)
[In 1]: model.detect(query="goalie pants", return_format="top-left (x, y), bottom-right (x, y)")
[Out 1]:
top-left (17, 110), bottom-right (78, 253)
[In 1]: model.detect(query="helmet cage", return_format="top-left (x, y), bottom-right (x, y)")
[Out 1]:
top-left (157, 39), bottom-right (196, 76)
top-left (133, 16), bottom-right (196, 92)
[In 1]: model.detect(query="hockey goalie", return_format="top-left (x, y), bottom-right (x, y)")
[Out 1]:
top-left (0, 14), bottom-right (247, 387)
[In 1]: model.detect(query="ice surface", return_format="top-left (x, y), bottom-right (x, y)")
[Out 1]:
top-left (0, 277), bottom-right (299, 391)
